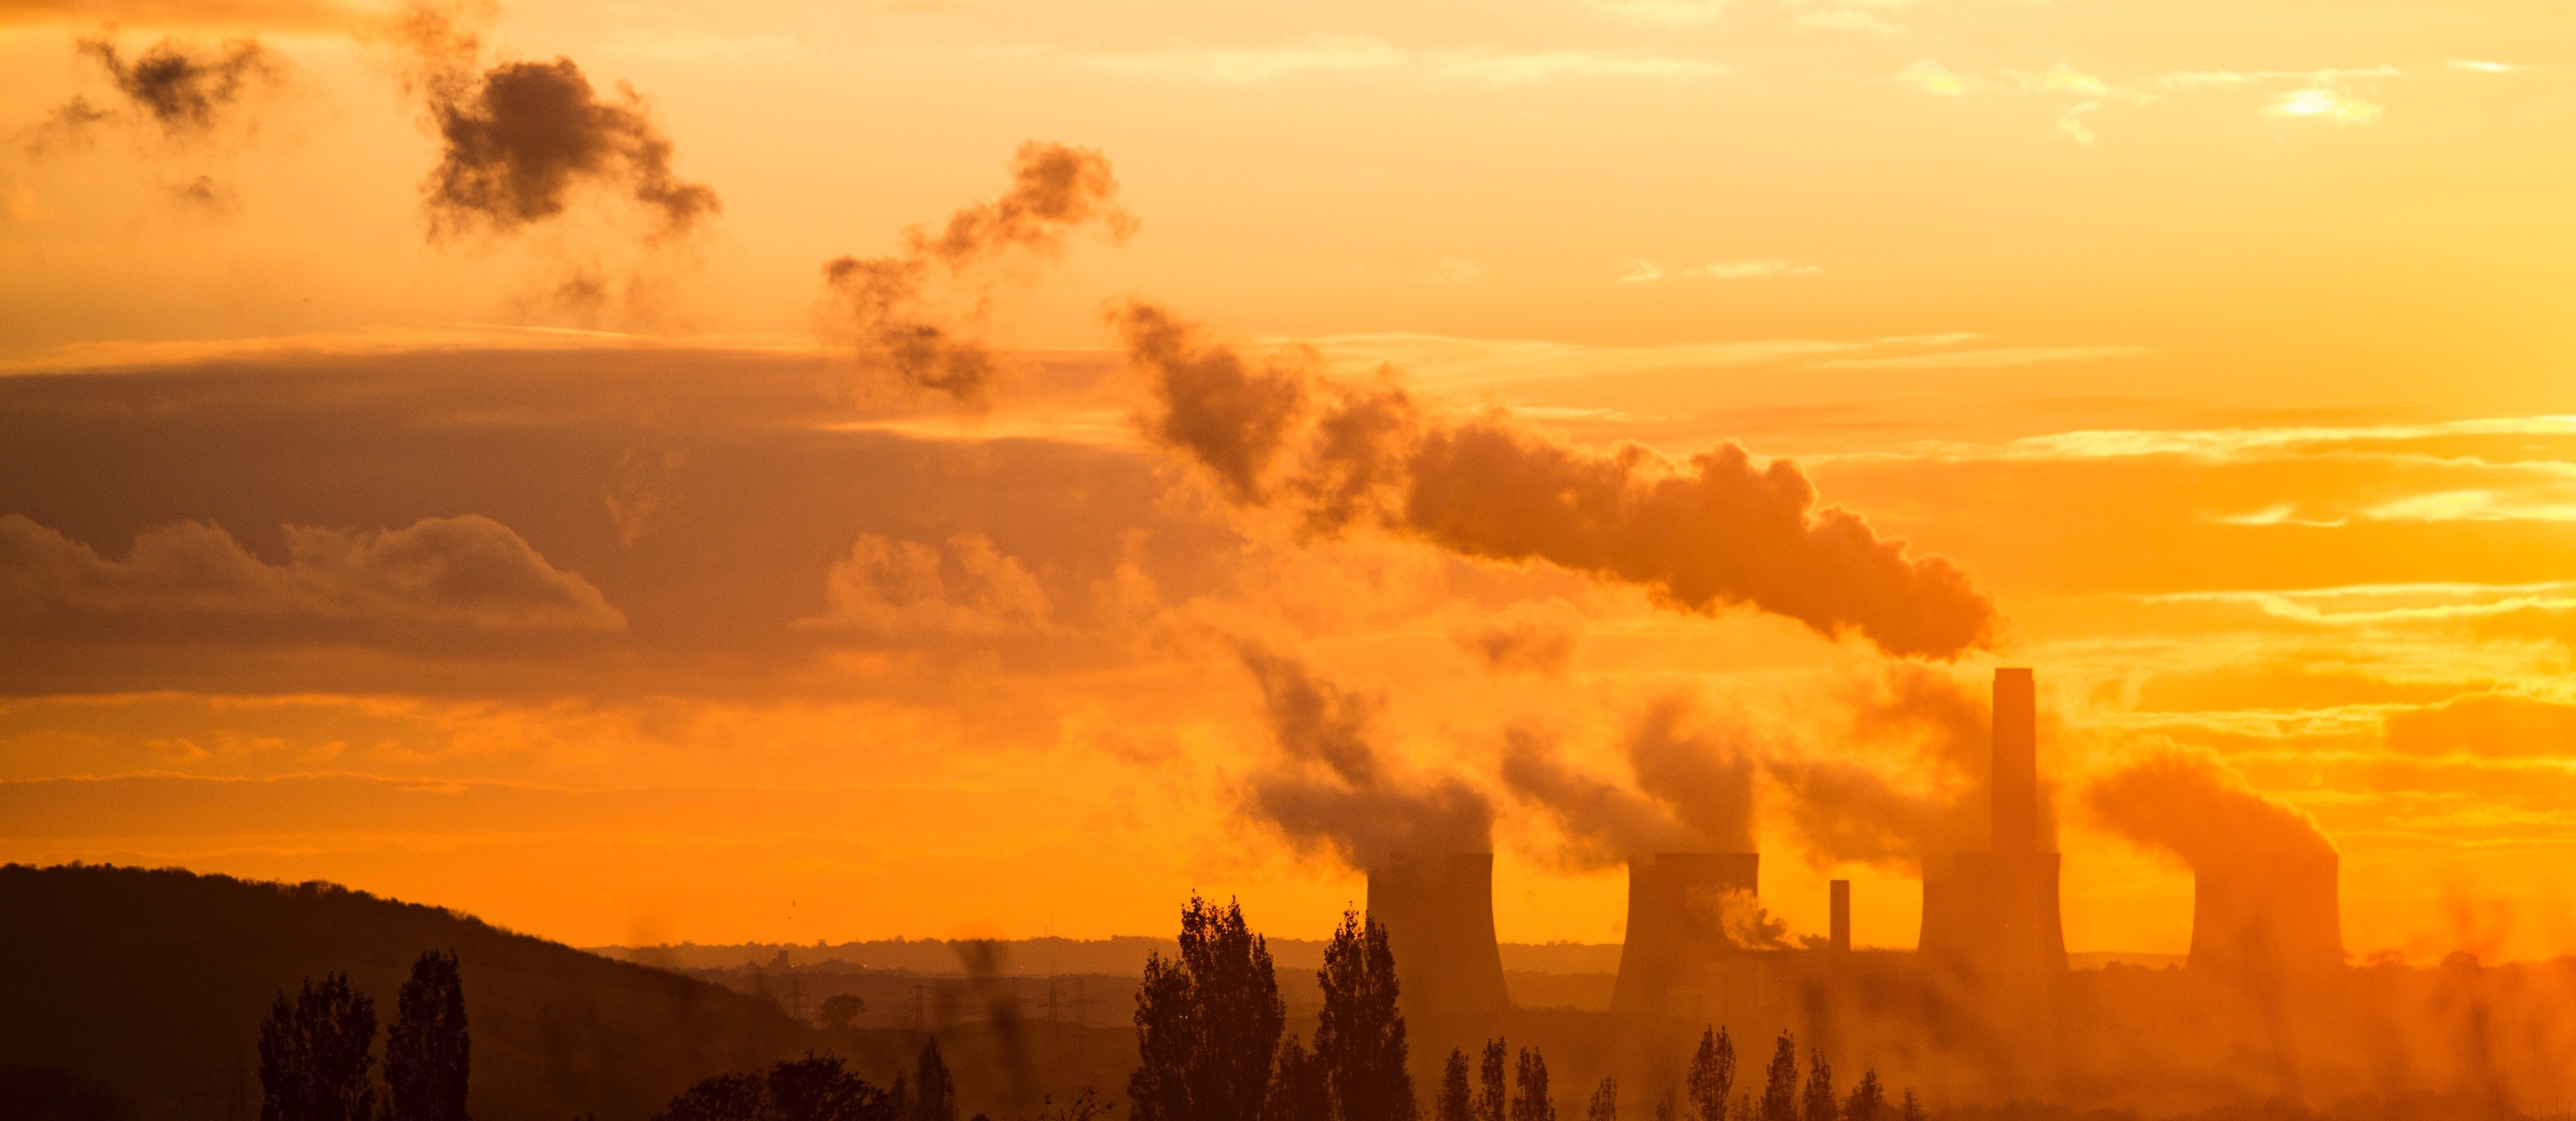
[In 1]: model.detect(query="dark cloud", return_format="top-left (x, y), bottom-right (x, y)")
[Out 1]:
top-left (1236, 643), bottom-right (1493, 867)
top-left (73, 34), bottom-right (283, 135)
top-left (0, 512), bottom-right (625, 638)
top-left (2086, 748), bottom-right (2333, 867)
top-left (1115, 303), bottom-right (1999, 659)
top-left (824, 142), bottom-right (1137, 404)
top-left (419, 57), bottom-right (717, 239)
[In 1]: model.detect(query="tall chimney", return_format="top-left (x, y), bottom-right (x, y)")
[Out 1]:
top-left (1365, 853), bottom-right (1510, 1023)
top-left (1829, 880), bottom-right (1850, 954)
top-left (1992, 668), bottom-right (2037, 854)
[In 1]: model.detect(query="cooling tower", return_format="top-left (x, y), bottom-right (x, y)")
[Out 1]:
top-left (1918, 668), bottom-right (2068, 975)
top-left (1365, 853), bottom-right (1510, 1022)
top-left (2189, 851), bottom-right (2344, 979)
top-left (1610, 852), bottom-right (1759, 1016)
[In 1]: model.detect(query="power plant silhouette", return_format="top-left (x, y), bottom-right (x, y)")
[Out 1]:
top-left (1365, 668), bottom-right (2347, 1024)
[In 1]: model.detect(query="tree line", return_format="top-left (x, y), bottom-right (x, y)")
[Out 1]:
top-left (1125, 895), bottom-right (1922, 1121)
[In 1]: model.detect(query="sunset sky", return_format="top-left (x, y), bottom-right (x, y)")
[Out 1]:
top-left (4, 0), bottom-right (2573, 963)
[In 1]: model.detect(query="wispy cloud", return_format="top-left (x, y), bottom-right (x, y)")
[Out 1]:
top-left (2447, 59), bottom-right (2522, 73)
top-left (1075, 38), bottom-right (1730, 86)
top-left (2056, 101), bottom-right (2102, 145)
top-left (1686, 259), bottom-right (1819, 279)
top-left (2263, 87), bottom-right (2385, 124)
top-left (1584, 0), bottom-right (1733, 28)
top-left (1890, 58), bottom-right (1967, 96)
top-left (1617, 259), bottom-right (1667, 283)
top-left (1814, 344), bottom-right (2145, 370)
top-left (2364, 491), bottom-right (2576, 524)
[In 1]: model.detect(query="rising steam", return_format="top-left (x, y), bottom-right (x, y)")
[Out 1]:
top-left (1112, 303), bottom-right (1997, 660)
top-left (1236, 643), bottom-right (1493, 867)
top-left (2086, 748), bottom-right (2333, 867)
top-left (1501, 698), bottom-right (1757, 870)
top-left (824, 142), bottom-right (1137, 404)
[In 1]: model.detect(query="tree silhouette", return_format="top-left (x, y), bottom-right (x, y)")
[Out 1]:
top-left (1269, 1034), bottom-right (1329, 1121)
top-left (1476, 1041), bottom-right (1508, 1121)
top-left (1653, 1092), bottom-right (1676, 1121)
top-left (911, 1039), bottom-right (954, 1121)
top-left (1584, 1078), bottom-right (1616, 1121)
top-left (1758, 1035), bottom-right (1796, 1121)
top-left (1129, 895), bottom-right (1285, 1121)
top-left (653, 1053), bottom-right (895, 1121)
top-left (1317, 909), bottom-right (1413, 1121)
top-left (258, 972), bottom-right (376, 1121)
top-left (1896, 1090), bottom-right (1922, 1121)
top-left (1510, 1048), bottom-right (1552, 1121)
top-left (1797, 1051), bottom-right (1832, 1121)
top-left (819, 995), bottom-right (865, 1031)
top-left (385, 951), bottom-right (468, 1121)
top-left (1437, 1050), bottom-right (1472, 1121)
top-left (1841, 1071), bottom-right (1883, 1121)
top-left (1685, 1027), bottom-right (1733, 1121)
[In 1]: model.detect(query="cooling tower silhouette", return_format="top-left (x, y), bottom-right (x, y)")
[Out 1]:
top-left (2189, 851), bottom-right (2344, 978)
top-left (1610, 852), bottom-right (1759, 1016)
top-left (1365, 853), bottom-right (1510, 1021)
top-left (1919, 668), bottom-right (2069, 975)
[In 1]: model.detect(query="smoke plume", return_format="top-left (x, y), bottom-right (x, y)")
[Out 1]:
top-left (824, 142), bottom-right (1136, 404)
top-left (394, 1), bottom-right (715, 241)
top-left (1500, 725), bottom-right (1698, 870)
top-left (1236, 643), bottom-right (1493, 867)
top-left (2086, 748), bottom-right (2333, 867)
top-left (1112, 303), bottom-right (1996, 659)
top-left (72, 35), bottom-right (283, 135)
top-left (1621, 697), bottom-right (1758, 853)
top-left (1763, 666), bottom-right (1991, 871)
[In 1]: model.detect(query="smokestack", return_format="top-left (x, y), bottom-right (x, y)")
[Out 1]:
top-left (2190, 851), bottom-right (2345, 978)
top-left (1918, 668), bottom-right (2067, 976)
top-left (1611, 852), bottom-right (1759, 1017)
top-left (1830, 880), bottom-right (1850, 954)
top-left (1992, 667), bottom-right (2036, 854)
top-left (1365, 853), bottom-right (1510, 1022)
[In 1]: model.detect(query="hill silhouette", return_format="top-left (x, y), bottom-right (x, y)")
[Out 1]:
top-left (0, 864), bottom-right (824, 1121)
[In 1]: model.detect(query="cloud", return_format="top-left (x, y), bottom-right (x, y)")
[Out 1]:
top-left (419, 58), bottom-right (719, 239)
top-left (1117, 303), bottom-right (1998, 659)
top-left (0, 513), bottom-right (625, 638)
top-left (1236, 643), bottom-right (1494, 867)
top-left (1582, 0), bottom-right (1731, 28)
top-left (1074, 39), bottom-right (1727, 86)
top-left (824, 141), bottom-right (1136, 404)
top-left (70, 34), bottom-right (286, 137)
top-left (1617, 259), bottom-right (1665, 283)
top-left (1452, 598), bottom-right (1584, 675)
top-left (0, 0), bottom-right (355, 30)
top-left (2086, 748), bottom-right (2333, 867)
top-left (1685, 259), bottom-right (1817, 279)
top-left (2262, 88), bottom-right (2383, 125)
top-left (2055, 101), bottom-right (2101, 145)
top-left (2447, 60), bottom-right (2520, 74)
top-left (800, 533), bottom-right (1052, 637)
top-left (1891, 59), bottom-right (1967, 97)
top-left (2384, 695), bottom-right (2576, 760)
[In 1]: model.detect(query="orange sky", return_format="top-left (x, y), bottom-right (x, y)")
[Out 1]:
top-left (2, 0), bottom-right (2573, 962)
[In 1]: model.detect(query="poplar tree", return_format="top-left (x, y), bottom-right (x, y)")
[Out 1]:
top-left (1268, 1035), bottom-right (1329, 1121)
top-left (1130, 895), bottom-right (1285, 1121)
top-left (1758, 1035), bottom-right (1797, 1121)
top-left (1510, 1048), bottom-right (1552, 1121)
top-left (1841, 1071), bottom-right (1884, 1121)
top-left (386, 952), bottom-right (469, 1121)
top-left (1797, 1051), bottom-right (1833, 1121)
top-left (911, 1039), bottom-right (955, 1121)
top-left (1316, 909), bottom-right (1413, 1121)
top-left (1685, 1027), bottom-right (1734, 1121)
top-left (258, 972), bottom-right (377, 1121)
top-left (1585, 1078), bottom-right (1617, 1121)
top-left (1476, 1041), bottom-right (1508, 1121)
top-left (1437, 1050), bottom-right (1474, 1121)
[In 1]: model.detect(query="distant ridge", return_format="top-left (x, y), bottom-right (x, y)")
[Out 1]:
top-left (588, 936), bottom-right (1631, 976)
top-left (0, 864), bottom-right (820, 1121)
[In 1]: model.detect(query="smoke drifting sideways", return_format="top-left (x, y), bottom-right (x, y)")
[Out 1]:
top-left (1236, 643), bottom-right (1493, 869)
top-left (1112, 303), bottom-right (1998, 661)
top-left (390, 0), bottom-right (717, 306)
top-left (24, 35), bottom-right (284, 155)
top-left (1762, 666), bottom-right (1996, 872)
top-left (1501, 698), bottom-right (1757, 871)
top-left (2085, 748), bottom-right (2333, 868)
top-left (824, 142), bottom-right (1137, 405)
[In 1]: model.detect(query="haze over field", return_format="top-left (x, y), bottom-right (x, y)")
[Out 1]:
top-left (5, 0), bottom-right (2576, 977)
